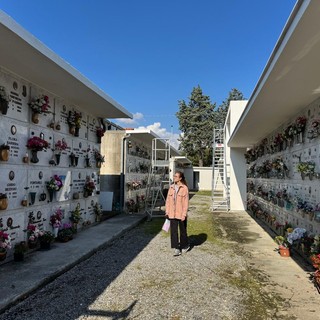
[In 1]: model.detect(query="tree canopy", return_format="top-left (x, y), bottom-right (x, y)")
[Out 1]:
top-left (176, 86), bottom-right (244, 167)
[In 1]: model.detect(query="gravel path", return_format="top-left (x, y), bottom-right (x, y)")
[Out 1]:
top-left (0, 194), bottom-right (290, 320)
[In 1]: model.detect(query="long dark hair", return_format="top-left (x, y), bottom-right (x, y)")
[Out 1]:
top-left (175, 170), bottom-right (188, 187)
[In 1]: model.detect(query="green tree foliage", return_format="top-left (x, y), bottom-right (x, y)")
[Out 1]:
top-left (176, 86), bottom-right (215, 167)
top-left (177, 86), bottom-right (245, 167)
top-left (215, 88), bottom-right (245, 127)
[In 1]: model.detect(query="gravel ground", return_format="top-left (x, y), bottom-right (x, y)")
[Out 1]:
top-left (0, 194), bottom-right (284, 320)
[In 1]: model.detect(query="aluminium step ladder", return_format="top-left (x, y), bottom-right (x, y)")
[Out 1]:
top-left (212, 129), bottom-right (230, 211)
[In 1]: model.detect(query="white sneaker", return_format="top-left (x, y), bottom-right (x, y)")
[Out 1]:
top-left (173, 249), bottom-right (181, 256)
top-left (181, 246), bottom-right (190, 254)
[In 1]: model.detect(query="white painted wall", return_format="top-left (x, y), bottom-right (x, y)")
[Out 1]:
top-left (193, 167), bottom-right (213, 190)
top-left (225, 100), bottom-right (248, 210)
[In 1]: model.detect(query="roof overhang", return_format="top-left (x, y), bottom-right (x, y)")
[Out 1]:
top-left (0, 10), bottom-right (132, 119)
top-left (125, 129), bottom-right (180, 157)
top-left (172, 156), bottom-right (192, 166)
top-left (229, 0), bottom-right (320, 148)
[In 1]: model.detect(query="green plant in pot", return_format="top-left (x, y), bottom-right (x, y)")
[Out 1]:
top-left (14, 241), bottom-right (28, 262)
top-left (39, 231), bottom-right (55, 250)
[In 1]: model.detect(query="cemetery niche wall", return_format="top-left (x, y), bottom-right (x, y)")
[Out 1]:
top-left (0, 67), bottom-right (104, 263)
top-left (246, 97), bottom-right (320, 256)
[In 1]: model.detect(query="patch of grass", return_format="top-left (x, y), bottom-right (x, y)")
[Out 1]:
top-left (140, 218), bottom-right (169, 237)
top-left (223, 269), bottom-right (291, 320)
top-left (193, 190), bottom-right (212, 196)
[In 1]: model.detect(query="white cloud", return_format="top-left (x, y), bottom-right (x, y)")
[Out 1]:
top-left (115, 112), bottom-right (144, 125)
top-left (137, 122), bottom-right (181, 150)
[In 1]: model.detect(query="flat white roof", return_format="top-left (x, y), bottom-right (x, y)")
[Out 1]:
top-left (228, 0), bottom-right (320, 147)
top-left (0, 10), bottom-right (132, 119)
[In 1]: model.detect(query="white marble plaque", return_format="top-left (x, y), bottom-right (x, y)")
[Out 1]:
top-left (85, 197), bottom-right (98, 223)
top-left (0, 70), bottom-right (29, 122)
top-left (53, 133), bottom-right (73, 168)
top-left (71, 170), bottom-right (86, 196)
top-left (55, 99), bottom-right (71, 135)
top-left (0, 211), bottom-right (25, 243)
top-left (0, 168), bottom-right (28, 210)
top-left (72, 139), bottom-right (89, 169)
top-left (87, 115), bottom-right (101, 142)
top-left (69, 200), bottom-right (85, 223)
top-left (0, 118), bottom-right (29, 165)
top-left (28, 169), bottom-right (52, 206)
top-left (26, 205), bottom-right (50, 231)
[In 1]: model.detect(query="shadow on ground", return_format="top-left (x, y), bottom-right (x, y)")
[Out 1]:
top-left (0, 218), bottom-right (165, 320)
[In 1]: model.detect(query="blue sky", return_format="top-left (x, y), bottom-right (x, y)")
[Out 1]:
top-left (0, 0), bottom-right (296, 147)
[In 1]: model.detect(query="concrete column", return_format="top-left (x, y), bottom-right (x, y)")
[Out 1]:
top-left (229, 147), bottom-right (247, 211)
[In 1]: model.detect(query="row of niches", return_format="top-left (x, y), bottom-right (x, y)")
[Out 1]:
top-left (0, 167), bottom-right (100, 211)
top-left (247, 195), bottom-right (320, 236)
top-left (127, 157), bottom-right (150, 174)
top-left (247, 145), bottom-right (320, 181)
top-left (247, 181), bottom-right (320, 230)
top-left (0, 72), bottom-right (106, 143)
top-left (247, 179), bottom-right (319, 206)
top-left (0, 118), bottom-right (104, 168)
top-left (127, 142), bottom-right (151, 160)
top-left (245, 97), bottom-right (320, 164)
top-left (0, 197), bottom-right (102, 264)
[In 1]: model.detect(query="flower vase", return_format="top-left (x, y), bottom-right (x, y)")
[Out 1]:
top-left (55, 154), bottom-right (61, 165)
top-left (0, 198), bottom-right (8, 210)
top-left (29, 192), bottom-right (36, 205)
top-left (85, 158), bottom-right (90, 167)
top-left (279, 246), bottom-right (290, 257)
top-left (0, 250), bottom-right (7, 261)
top-left (74, 156), bottom-right (79, 167)
top-left (70, 154), bottom-right (75, 167)
top-left (53, 227), bottom-right (59, 238)
top-left (97, 136), bottom-right (101, 144)
top-left (309, 173), bottom-right (314, 181)
top-left (0, 99), bottom-right (9, 115)
top-left (69, 125), bottom-right (76, 135)
top-left (96, 161), bottom-right (102, 168)
top-left (74, 127), bottom-right (80, 137)
top-left (48, 190), bottom-right (54, 202)
top-left (83, 190), bottom-right (89, 198)
top-left (301, 172), bottom-right (306, 180)
top-left (30, 150), bottom-right (39, 164)
top-left (0, 149), bottom-right (9, 161)
top-left (32, 112), bottom-right (40, 124)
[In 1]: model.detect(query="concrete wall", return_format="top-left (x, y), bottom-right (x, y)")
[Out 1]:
top-left (192, 167), bottom-right (213, 190)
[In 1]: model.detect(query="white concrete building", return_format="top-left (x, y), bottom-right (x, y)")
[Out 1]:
top-left (0, 10), bottom-right (131, 263)
top-left (225, 0), bottom-right (320, 235)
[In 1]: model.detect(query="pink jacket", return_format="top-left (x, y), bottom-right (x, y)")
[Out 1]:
top-left (165, 184), bottom-right (189, 220)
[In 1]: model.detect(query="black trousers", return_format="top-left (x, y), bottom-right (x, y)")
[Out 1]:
top-left (170, 218), bottom-right (188, 249)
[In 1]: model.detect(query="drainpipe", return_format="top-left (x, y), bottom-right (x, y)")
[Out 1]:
top-left (120, 134), bottom-right (131, 211)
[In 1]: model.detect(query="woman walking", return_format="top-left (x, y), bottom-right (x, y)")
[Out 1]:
top-left (165, 171), bottom-right (190, 256)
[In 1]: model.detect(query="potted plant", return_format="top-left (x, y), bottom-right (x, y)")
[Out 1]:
top-left (54, 139), bottom-right (68, 165)
top-left (50, 208), bottom-right (63, 237)
top-left (93, 148), bottom-right (105, 168)
top-left (14, 241), bottom-right (28, 262)
top-left (46, 175), bottom-right (63, 202)
top-left (26, 224), bottom-right (43, 249)
top-left (0, 229), bottom-right (11, 261)
top-left (83, 177), bottom-right (95, 197)
top-left (69, 204), bottom-right (82, 231)
top-left (26, 136), bottom-right (50, 163)
top-left (0, 144), bottom-right (10, 161)
top-left (39, 231), bottom-right (55, 250)
top-left (28, 94), bottom-right (50, 123)
top-left (0, 193), bottom-right (8, 210)
top-left (297, 162), bottom-right (309, 180)
top-left (274, 235), bottom-right (290, 257)
top-left (67, 110), bottom-right (82, 136)
top-left (93, 202), bottom-right (103, 222)
top-left (57, 223), bottom-right (74, 242)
